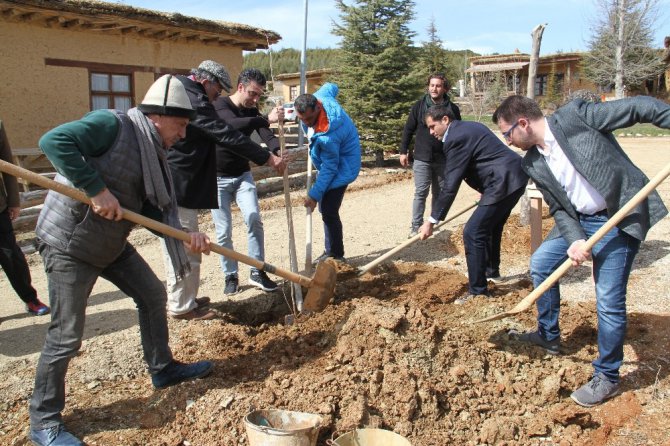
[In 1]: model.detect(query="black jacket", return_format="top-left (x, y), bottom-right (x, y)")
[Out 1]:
top-left (399, 94), bottom-right (461, 163)
top-left (431, 120), bottom-right (528, 221)
top-left (212, 95), bottom-right (278, 177)
top-left (168, 75), bottom-right (270, 209)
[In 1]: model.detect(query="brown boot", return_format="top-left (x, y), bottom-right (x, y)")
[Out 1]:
top-left (194, 296), bottom-right (211, 308)
top-left (171, 307), bottom-right (215, 321)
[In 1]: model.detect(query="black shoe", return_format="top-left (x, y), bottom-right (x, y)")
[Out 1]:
top-left (152, 360), bottom-right (213, 389)
top-left (249, 269), bottom-right (278, 292)
top-left (511, 330), bottom-right (560, 355)
top-left (224, 274), bottom-right (239, 295)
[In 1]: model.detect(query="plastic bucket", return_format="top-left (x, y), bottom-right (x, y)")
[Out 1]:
top-left (332, 428), bottom-right (411, 446)
top-left (244, 409), bottom-right (323, 446)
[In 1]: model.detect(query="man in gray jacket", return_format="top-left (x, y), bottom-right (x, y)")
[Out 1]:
top-left (493, 94), bottom-right (669, 407)
top-left (29, 75), bottom-right (214, 446)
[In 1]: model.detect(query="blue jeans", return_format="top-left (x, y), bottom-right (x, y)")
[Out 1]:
top-left (411, 159), bottom-right (445, 230)
top-left (530, 214), bottom-right (640, 382)
top-left (319, 185), bottom-right (348, 258)
top-left (210, 171), bottom-right (264, 275)
top-left (30, 242), bottom-right (172, 429)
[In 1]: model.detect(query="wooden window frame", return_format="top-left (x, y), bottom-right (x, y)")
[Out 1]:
top-left (89, 71), bottom-right (134, 112)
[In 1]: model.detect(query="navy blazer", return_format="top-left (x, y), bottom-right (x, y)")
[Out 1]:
top-left (523, 96), bottom-right (670, 244)
top-left (431, 120), bottom-right (528, 221)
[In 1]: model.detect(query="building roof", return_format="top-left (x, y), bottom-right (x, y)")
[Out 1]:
top-left (275, 68), bottom-right (334, 80)
top-left (0, 0), bottom-right (280, 50)
top-left (466, 61), bottom-right (529, 73)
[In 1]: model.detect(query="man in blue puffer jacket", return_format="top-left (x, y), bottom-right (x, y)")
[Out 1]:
top-left (295, 83), bottom-right (361, 262)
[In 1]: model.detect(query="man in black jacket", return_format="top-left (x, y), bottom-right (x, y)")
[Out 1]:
top-left (419, 104), bottom-right (527, 303)
top-left (400, 73), bottom-right (461, 237)
top-left (162, 61), bottom-right (286, 320)
top-left (211, 68), bottom-right (285, 294)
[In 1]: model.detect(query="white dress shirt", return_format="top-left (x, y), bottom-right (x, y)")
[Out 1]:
top-left (538, 118), bottom-right (607, 215)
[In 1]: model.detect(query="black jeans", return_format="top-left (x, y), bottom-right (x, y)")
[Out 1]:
top-left (463, 186), bottom-right (525, 295)
top-left (318, 185), bottom-right (348, 258)
top-left (0, 208), bottom-right (37, 304)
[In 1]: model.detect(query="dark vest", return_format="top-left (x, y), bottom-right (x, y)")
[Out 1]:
top-left (36, 110), bottom-right (145, 267)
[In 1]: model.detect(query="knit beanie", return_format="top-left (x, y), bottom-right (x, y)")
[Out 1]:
top-left (198, 60), bottom-right (232, 92)
top-left (138, 74), bottom-right (196, 119)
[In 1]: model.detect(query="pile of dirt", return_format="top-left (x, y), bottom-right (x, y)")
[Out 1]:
top-left (2, 260), bottom-right (668, 445)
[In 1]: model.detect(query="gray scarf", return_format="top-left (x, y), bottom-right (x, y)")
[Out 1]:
top-left (127, 108), bottom-right (190, 280)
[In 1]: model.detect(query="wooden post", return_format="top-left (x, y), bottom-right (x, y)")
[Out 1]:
top-left (526, 23), bottom-right (547, 100)
top-left (526, 182), bottom-right (544, 254)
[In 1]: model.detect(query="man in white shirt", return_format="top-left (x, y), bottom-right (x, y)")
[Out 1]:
top-left (493, 94), bottom-right (669, 407)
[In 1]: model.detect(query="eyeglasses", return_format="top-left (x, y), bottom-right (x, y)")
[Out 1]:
top-left (502, 120), bottom-right (521, 140)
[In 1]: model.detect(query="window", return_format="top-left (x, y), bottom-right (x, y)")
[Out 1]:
top-left (289, 85), bottom-right (298, 101)
top-left (534, 74), bottom-right (548, 96)
top-left (90, 72), bottom-right (132, 112)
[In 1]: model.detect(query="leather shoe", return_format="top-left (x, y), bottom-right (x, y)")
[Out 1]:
top-left (152, 360), bottom-right (213, 389)
top-left (195, 296), bottom-right (210, 308)
top-left (30, 424), bottom-right (83, 445)
top-left (171, 307), bottom-right (215, 321)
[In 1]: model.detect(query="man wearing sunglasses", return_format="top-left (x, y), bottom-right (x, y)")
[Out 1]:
top-left (493, 94), bottom-right (669, 407)
top-left (163, 61), bottom-right (286, 321)
top-left (420, 104), bottom-right (527, 303)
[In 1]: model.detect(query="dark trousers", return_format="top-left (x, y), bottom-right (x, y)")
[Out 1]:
top-left (30, 243), bottom-right (172, 428)
top-left (0, 208), bottom-right (37, 304)
top-left (318, 185), bottom-right (348, 258)
top-left (463, 186), bottom-right (525, 295)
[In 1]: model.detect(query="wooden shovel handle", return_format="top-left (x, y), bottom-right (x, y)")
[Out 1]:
top-left (0, 159), bottom-right (313, 288)
top-left (358, 201), bottom-right (478, 275)
top-left (475, 160), bottom-right (670, 323)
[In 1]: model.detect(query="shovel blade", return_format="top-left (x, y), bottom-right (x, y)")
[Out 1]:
top-left (303, 260), bottom-right (337, 312)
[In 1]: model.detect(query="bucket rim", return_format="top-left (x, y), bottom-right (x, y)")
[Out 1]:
top-left (244, 408), bottom-right (323, 436)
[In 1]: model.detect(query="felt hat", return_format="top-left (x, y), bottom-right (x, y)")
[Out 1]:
top-left (138, 74), bottom-right (196, 119)
top-left (198, 60), bottom-right (232, 92)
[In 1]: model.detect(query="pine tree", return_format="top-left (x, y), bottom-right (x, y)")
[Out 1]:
top-left (332, 0), bottom-right (418, 165)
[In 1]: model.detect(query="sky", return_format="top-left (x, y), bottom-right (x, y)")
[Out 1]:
top-left (117, 0), bottom-right (670, 55)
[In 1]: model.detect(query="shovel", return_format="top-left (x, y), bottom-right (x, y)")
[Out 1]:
top-left (0, 159), bottom-right (336, 312)
top-left (357, 201), bottom-right (478, 276)
top-left (475, 161), bottom-right (670, 324)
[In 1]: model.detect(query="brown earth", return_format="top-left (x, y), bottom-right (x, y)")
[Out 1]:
top-left (1, 138), bottom-right (669, 445)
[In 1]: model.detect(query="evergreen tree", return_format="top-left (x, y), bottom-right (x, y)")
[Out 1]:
top-left (332, 0), bottom-right (418, 164)
top-left (584, 0), bottom-right (664, 98)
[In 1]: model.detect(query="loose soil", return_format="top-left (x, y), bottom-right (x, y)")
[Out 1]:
top-left (1, 138), bottom-right (669, 445)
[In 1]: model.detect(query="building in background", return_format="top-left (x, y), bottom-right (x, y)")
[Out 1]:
top-left (0, 0), bottom-right (280, 147)
top-left (272, 68), bottom-right (333, 103)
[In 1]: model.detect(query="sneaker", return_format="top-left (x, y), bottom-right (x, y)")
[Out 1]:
top-left (512, 330), bottom-right (560, 355)
top-left (29, 423), bottom-right (83, 445)
top-left (454, 292), bottom-right (489, 305)
top-left (249, 269), bottom-right (278, 292)
top-left (312, 252), bottom-right (332, 265)
top-left (194, 296), bottom-right (210, 308)
top-left (224, 274), bottom-right (239, 295)
top-left (408, 228), bottom-right (419, 238)
top-left (27, 299), bottom-right (50, 316)
top-left (571, 373), bottom-right (621, 407)
top-left (171, 307), bottom-right (215, 321)
top-left (152, 360), bottom-right (213, 389)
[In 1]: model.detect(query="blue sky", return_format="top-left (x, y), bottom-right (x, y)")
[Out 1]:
top-left (118, 0), bottom-right (670, 55)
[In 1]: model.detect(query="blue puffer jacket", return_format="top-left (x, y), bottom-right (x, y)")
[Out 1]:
top-left (306, 83), bottom-right (361, 202)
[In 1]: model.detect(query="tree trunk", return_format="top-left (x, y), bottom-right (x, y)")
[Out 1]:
top-left (614, 0), bottom-right (626, 99)
top-left (375, 149), bottom-right (385, 167)
top-left (526, 24), bottom-right (547, 100)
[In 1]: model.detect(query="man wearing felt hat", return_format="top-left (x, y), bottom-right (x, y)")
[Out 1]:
top-left (161, 61), bottom-right (287, 321)
top-left (29, 74), bottom-right (215, 446)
